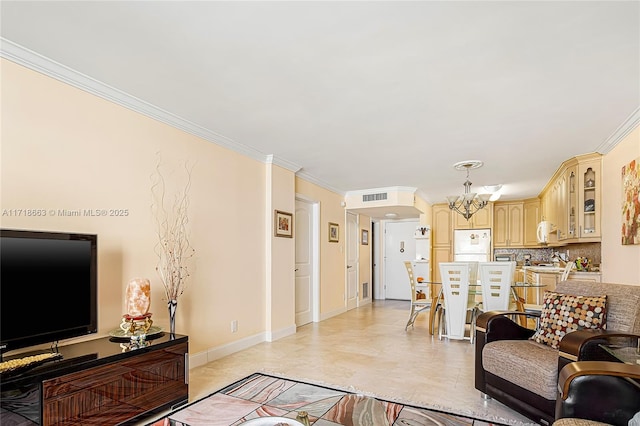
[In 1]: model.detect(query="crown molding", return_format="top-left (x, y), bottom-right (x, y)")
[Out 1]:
top-left (595, 106), bottom-right (640, 154)
top-left (1, 38), bottom-right (346, 195)
top-left (415, 189), bottom-right (433, 205)
top-left (0, 38), bottom-right (275, 164)
top-left (265, 155), bottom-right (302, 173)
top-left (3, 37), bottom-right (344, 189)
top-left (295, 170), bottom-right (345, 196)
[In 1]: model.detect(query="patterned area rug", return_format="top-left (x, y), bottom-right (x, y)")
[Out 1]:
top-left (147, 373), bottom-right (507, 426)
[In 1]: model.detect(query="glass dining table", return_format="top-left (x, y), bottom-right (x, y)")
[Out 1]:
top-left (420, 281), bottom-right (547, 335)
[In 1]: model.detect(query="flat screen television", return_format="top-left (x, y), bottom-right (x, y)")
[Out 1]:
top-left (0, 229), bottom-right (98, 354)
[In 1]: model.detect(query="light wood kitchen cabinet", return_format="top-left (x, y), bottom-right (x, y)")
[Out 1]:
top-left (565, 164), bottom-right (578, 240)
top-left (567, 272), bottom-right (602, 282)
top-left (555, 169), bottom-right (570, 240)
top-left (576, 156), bottom-right (601, 240)
top-left (432, 204), bottom-right (452, 282)
top-left (432, 246), bottom-right (451, 283)
top-left (538, 153), bottom-right (601, 244)
top-left (523, 198), bottom-right (541, 246)
top-left (453, 202), bottom-right (493, 229)
top-left (493, 202), bottom-right (523, 247)
top-left (559, 154), bottom-right (601, 241)
top-left (540, 187), bottom-right (552, 225)
top-left (538, 272), bottom-right (558, 292)
top-left (525, 269), bottom-right (558, 303)
top-left (544, 164), bottom-right (570, 239)
top-left (433, 204), bottom-right (452, 247)
top-left (540, 180), bottom-right (558, 243)
top-left (515, 268), bottom-right (525, 283)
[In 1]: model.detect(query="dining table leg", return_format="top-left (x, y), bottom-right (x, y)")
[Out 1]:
top-left (429, 295), bottom-right (438, 334)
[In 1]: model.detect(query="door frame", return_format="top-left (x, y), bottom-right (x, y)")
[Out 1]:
top-left (345, 211), bottom-right (359, 310)
top-left (295, 194), bottom-right (321, 323)
top-left (373, 221), bottom-right (382, 300)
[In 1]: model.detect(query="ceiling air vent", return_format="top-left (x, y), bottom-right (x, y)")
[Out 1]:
top-left (362, 192), bottom-right (387, 202)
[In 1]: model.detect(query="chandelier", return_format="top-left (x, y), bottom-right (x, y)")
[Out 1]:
top-left (446, 160), bottom-right (492, 221)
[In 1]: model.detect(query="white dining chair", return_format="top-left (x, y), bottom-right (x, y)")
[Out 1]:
top-left (477, 261), bottom-right (516, 312)
top-left (438, 262), bottom-right (478, 343)
top-left (403, 261), bottom-right (432, 330)
top-left (560, 261), bottom-right (575, 282)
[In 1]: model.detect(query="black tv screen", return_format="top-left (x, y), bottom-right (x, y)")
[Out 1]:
top-left (0, 229), bottom-right (98, 353)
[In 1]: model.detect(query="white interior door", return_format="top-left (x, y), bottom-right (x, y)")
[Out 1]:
top-left (295, 198), bottom-right (315, 326)
top-left (346, 212), bottom-right (359, 310)
top-left (384, 220), bottom-right (418, 300)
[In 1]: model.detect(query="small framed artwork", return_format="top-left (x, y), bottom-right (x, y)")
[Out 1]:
top-left (361, 229), bottom-right (369, 245)
top-left (328, 222), bottom-right (339, 243)
top-left (622, 156), bottom-right (640, 245)
top-left (274, 210), bottom-right (293, 238)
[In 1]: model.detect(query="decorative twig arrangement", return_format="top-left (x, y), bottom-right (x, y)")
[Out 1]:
top-left (151, 156), bottom-right (196, 304)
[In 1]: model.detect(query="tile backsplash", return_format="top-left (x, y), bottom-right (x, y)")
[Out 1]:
top-left (559, 242), bottom-right (601, 265)
top-left (494, 242), bottom-right (601, 266)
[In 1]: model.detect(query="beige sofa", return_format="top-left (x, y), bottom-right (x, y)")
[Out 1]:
top-left (474, 281), bottom-right (640, 425)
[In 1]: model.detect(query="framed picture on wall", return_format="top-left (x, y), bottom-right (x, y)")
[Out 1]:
top-left (361, 229), bottom-right (369, 245)
top-left (328, 222), bottom-right (339, 243)
top-left (622, 156), bottom-right (640, 245)
top-left (274, 210), bottom-right (293, 238)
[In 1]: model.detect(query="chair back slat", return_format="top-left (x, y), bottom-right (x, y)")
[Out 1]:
top-left (478, 261), bottom-right (515, 312)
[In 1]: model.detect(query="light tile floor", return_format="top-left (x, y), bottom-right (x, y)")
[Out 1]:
top-left (162, 300), bottom-right (538, 425)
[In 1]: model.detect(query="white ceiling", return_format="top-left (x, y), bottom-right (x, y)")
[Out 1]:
top-left (2, 1), bottom-right (639, 217)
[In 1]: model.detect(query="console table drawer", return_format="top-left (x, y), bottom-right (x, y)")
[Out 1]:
top-left (42, 341), bottom-right (187, 425)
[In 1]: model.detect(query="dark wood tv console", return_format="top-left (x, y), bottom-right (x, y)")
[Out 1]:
top-left (0, 333), bottom-right (188, 425)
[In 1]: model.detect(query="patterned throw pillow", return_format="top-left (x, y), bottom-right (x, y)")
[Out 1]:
top-left (530, 292), bottom-right (607, 349)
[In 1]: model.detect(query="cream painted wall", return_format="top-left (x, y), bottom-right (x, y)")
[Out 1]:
top-left (266, 164), bottom-right (296, 338)
top-left (415, 195), bottom-right (431, 227)
top-left (294, 177), bottom-right (347, 317)
top-left (601, 127), bottom-right (640, 285)
top-left (1, 59), bottom-right (269, 355)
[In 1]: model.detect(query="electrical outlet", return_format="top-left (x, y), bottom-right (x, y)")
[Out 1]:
top-left (231, 320), bottom-right (238, 333)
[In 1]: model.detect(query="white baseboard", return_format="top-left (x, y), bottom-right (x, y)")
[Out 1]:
top-left (188, 324), bottom-right (297, 369)
top-left (266, 324), bottom-right (297, 342)
top-left (320, 306), bottom-right (347, 321)
top-left (189, 331), bottom-right (266, 369)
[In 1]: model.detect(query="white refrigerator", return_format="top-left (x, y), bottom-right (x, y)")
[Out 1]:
top-left (453, 229), bottom-right (491, 262)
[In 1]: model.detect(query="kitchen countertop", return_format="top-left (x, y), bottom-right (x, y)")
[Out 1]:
top-left (522, 266), bottom-right (564, 273)
top-left (521, 266), bottom-right (600, 274)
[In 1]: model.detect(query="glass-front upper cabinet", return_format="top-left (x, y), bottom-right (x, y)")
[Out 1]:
top-left (582, 166), bottom-right (597, 234)
top-left (577, 156), bottom-right (601, 239)
top-left (567, 168), bottom-right (577, 239)
top-left (540, 153), bottom-right (601, 244)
